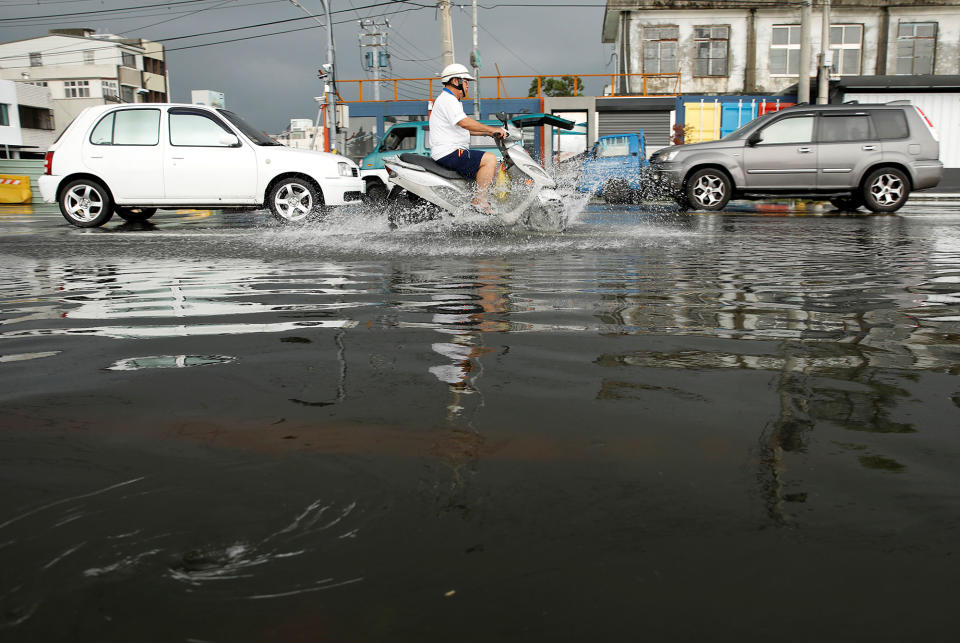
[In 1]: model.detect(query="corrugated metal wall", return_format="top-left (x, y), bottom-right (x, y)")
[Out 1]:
top-left (843, 92), bottom-right (960, 168)
top-left (597, 112), bottom-right (672, 148)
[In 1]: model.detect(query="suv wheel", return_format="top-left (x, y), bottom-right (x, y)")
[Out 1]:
top-left (686, 168), bottom-right (731, 211)
top-left (115, 207), bottom-right (157, 222)
top-left (862, 167), bottom-right (910, 213)
top-left (268, 178), bottom-right (323, 223)
top-left (59, 179), bottom-right (114, 228)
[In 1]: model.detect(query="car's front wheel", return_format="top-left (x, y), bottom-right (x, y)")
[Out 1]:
top-left (268, 177), bottom-right (323, 223)
top-left (365, 180), bottom-right (389, 204)
top-left (115, 206), bottom-right (157, 222)
top-left (686, 168), bottom-right (732, 211)
top-left (59, 179), bottom-right (114, 228)
top-left (602, 178), bottom-right (634, 205)
top-left (862, 167), bottom-right (910, 213)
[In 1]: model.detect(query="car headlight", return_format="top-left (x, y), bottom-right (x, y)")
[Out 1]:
top-left (338, 162), bottom-right (352, 177)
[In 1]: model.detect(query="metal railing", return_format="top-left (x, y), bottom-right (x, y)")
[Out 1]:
top-left (335, 73), bottom-right (681, 103)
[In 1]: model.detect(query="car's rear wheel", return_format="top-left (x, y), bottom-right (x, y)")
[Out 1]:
top-left (59, 179), bottom-right (114, 228)
top-left (268, 177), bottom-right (323, 223)
top-left (686, 168), bottom-right (732, 211)
top-left (115, 206), bottom-right (157, 222)
top-left (862, 167), bottom-right (910, 213)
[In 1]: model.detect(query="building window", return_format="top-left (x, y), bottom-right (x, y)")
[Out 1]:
top-left (29, 52), bottom-right (42, 67)
top-left (102, 80), bottom-right (118, 99)
top-left (143, 57), bottom-right (165, 75)
top-left (121, 51), bottom-right (137, 68)
top-left (693, 26), bottom-right (729, 77)
top-left (121, 85), bottom-right (135, 103)
top-left (770, 25), bottom-right (801, 75)
top-left (642, 26), bottom-right (679, 74)
top-left (896, 22), bottom-right (936, 74)
top-left (0, 103), bottom-right (9, 126)
top-left (28, 81), bottom-right (48, 87)
top-left (830, 24), bottom-right (863, 75)
top-left (84, 50), bottom-right (95, 64)
top-left (18, 105), bottom-right (55, 130)
top-left (64, 80), bottom-right (90, 98)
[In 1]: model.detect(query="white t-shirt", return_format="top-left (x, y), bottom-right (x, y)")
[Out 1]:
top-left (429, 89), bottom-right (470, 160)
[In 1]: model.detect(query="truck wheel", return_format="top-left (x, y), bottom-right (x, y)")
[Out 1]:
top-left (115, 207), bottom-right (157, 222)
top-left (365, 181), bottom-right (388, 204)
top-left (59, 179), bottom-right (114, 228)
top-left (268, 177), bottom-right (323, 223)
top-left (862, 167), bottom-right (910, 213)
top-left (602, 178), bottom-right (634, 205)
top-left (686, 168), bottom-right (732, 211)
top-left (828, 196), bottom-right (863, 212)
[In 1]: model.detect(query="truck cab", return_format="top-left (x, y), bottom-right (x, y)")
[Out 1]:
top-left (577, 132), bottom-right (649, 204)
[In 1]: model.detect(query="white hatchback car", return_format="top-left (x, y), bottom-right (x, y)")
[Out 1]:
top-left (40, 103), bottom-right (364, 227)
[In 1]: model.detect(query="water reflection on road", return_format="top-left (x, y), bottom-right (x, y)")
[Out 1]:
top-left (1, 203), bottom-right (960, 640)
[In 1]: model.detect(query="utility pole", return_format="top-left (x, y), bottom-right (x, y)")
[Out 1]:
top-left (798, 1), bottom-right (811, 104)
top-left (439, 0), bottom-right (455, 67)
top-left (817, 0), bottom-right (832, 104)
top-left (359, 19), bottom-right (390, 102)
top-left (471, 0), bottom-right (481, 117)
top-left (287, 0), bottom-right (338, 152)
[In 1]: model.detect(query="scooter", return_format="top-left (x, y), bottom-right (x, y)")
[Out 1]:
top-left (382, 112), bottom-right (576, 232)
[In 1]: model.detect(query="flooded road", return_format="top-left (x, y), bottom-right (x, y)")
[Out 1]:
top-left (2, 202), bottom-right (960, 641)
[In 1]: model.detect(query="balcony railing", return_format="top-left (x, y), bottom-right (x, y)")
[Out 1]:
top-left (335, 73), bottom-right (681, 103)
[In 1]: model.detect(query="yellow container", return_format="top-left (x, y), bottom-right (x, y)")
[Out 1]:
top-left (0, 175), bottom-right (32, 204)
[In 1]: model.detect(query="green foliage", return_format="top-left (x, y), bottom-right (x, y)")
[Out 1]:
top-left (528, 76), bottom-right (583, 97)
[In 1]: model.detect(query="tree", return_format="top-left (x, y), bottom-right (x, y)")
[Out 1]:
top-left (528, 76), bottom-right (582, 97)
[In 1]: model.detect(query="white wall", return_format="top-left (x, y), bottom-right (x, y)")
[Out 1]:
top-left (844, 92), bottom-right (960, 169)
top-left (0, 79), bottom-right (23, 148)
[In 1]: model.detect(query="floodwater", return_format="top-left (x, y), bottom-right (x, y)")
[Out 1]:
top-left (1, 202), bottom-right (960, 641)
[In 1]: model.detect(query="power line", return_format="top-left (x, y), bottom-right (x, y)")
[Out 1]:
top-left (0, 0), bottom-right (222, 22)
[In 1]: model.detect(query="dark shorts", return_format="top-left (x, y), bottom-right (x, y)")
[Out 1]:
top-left (435, 148), bottom-right (486, 181)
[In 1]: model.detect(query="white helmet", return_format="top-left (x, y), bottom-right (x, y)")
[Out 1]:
top-left (440, 63), bottom-right (475, 84)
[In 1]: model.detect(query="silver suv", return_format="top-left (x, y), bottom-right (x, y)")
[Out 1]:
top-left (649, 101), bottom-right (942, 212)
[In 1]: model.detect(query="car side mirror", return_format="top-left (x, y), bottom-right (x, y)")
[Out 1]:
top-left (219, 132), bottom-right (240, 147)
top-left (747, 131), bottom-right (762, 146)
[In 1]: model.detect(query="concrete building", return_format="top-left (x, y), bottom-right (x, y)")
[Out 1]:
top-left (0, 78), bottom-right (56, 159)
top-left (601, 0), bottom-right (960, 95)
top-left (0, 28), bottom-right (169, 135)
top-left (273, 118), bottom-right (322, 150)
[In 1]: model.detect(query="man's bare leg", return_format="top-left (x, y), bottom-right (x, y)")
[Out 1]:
top-left (473, 152), bottom-right (498, 211)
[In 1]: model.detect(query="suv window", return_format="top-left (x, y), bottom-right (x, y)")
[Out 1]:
top-left (870, 109), bottom-right (909, 140)
top-left (819, 113), bottom-right (873, 142)
top-left (90, 109), bottom-right (160, 146)
top-left (758, 115), bottom-right (814, 144)
top-left (169, 109), bottom-right (236, 147)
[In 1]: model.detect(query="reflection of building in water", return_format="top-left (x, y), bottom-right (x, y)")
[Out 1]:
top-left (592, 216), bottom-right (959, 524)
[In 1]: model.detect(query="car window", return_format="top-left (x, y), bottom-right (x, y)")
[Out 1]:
top-left (381, 128), bottom-right (417, 151)
top-left (169, 111), bottom-right (236, 147)
top-left (90, 109), bottom-right (160, 146)
top-left (819, 114), bottom-right (873, 142)
top-left (871, 109), bottom-right (909, 139)
top-left (217, 109), bottom-right (280, 146)
top-left (597, 136), bottom-right (630, 157)
top-left (758, 116), bottom-right (814, 144)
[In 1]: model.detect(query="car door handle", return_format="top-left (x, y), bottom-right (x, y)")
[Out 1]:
top-left (797, 147), bottom-right (812, 153)
top-left (862, 145), bottom-right (877, 151)
top-left (171, 156), bottom-right (184, 160)
top-left (89, 155), bottom-right (103, 159)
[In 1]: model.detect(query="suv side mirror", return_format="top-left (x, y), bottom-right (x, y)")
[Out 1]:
top-left (747, 131), bottom-right (762, 146)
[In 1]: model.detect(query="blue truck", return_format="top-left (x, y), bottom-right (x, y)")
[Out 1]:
top-left (576, 131), bottom-right (651, 204)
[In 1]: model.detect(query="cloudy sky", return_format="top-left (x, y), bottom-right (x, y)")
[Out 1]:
top-left (0, 1), bottom-right (612, 132)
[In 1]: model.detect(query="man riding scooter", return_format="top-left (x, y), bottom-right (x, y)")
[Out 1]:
top-left (430, 63), bottom-right (507, 214)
